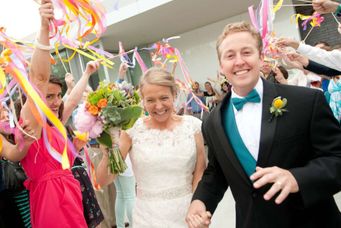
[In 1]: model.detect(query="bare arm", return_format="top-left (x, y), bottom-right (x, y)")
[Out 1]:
top-left (192, 131), bottom-right (207, 192)
top-left (62, 61), bottom-right (99, 124)
top-left (1, 121), bottom-right (35, 161)
top-left (21, 0), bottom-right (53, 134)
top-left (96, 130), bottom-right (132, 187)
top-left (64, 73), bottom-right (75, 97)
top-left (0, 134), bottom-right (20, 161)
top-left (117, 62), bottom-right (128, 82)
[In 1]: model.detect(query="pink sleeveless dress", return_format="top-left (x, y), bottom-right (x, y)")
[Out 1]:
top-left (21, 127), bottom-right (87, 228)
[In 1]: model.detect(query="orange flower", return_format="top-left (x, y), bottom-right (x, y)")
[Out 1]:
top-left (88, 105), bottom-right (99, 116)
top-left (97, 98), bottom-right (108, 108)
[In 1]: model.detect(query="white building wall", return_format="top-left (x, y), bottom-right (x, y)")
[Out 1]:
top-left (104, 0), bottom-right (172, 25)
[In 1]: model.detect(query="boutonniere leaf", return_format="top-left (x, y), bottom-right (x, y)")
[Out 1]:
top-left (269, 96), bottom-right (288, 121)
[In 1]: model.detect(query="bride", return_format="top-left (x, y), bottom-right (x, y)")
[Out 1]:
top-left (96, 67), bottom-right (206, 227)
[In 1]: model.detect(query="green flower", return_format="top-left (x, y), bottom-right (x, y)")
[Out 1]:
top-left (270, 96), bottom-right (288, 119)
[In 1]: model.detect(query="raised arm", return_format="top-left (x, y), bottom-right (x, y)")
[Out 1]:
top-left (29, 0), bottom-right (53, 92)
top-left (21, 0), bottom-right (53, 131)
top-left (62, 61), bottom-right (99, 124)
top-left (117, 62), bottom-right (128, 83)
top-left (63, 73), bottom-right (75, 100)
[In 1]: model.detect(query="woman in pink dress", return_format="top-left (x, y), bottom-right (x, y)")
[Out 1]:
top-left (18, 1), bottom-right (87, 227)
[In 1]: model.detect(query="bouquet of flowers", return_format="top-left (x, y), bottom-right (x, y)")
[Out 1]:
top-left (75, 81), bottom-right (142, 174)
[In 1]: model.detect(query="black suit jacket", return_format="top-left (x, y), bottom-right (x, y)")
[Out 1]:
top-left (193, 79), bottom-right (341, 228)
top-left (304, 60), bottom-right (341, 77)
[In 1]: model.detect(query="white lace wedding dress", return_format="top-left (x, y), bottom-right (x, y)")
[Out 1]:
top-left (126, 115), bottom-right (202, 228)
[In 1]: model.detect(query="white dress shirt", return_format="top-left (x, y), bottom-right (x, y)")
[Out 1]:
top-left (297, 43), bottom-right (341, 72)
top-left (231, 78), bottom-right (263, 161)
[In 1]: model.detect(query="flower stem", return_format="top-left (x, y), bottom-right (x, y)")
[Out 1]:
top-left (108, 146), bottom-right (127, 174)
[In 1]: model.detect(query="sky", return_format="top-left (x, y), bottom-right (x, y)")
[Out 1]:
top-left (0, 0), bottom-right (40, 39)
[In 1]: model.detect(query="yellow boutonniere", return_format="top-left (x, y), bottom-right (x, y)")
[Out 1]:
top-left (269, 96), bottom-right (288, 120)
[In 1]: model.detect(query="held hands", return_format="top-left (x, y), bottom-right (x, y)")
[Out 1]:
top-left (250, 166), bottom-right (299, 205)
top-left (312, 0), bottom-right (339, 14)
top-left (39, 0), bottom-right (54, 28)
top-left (186, 200), bottom-right (212, 228)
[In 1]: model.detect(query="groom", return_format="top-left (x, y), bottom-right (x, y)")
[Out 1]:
top-left (186, 22), bottom-right (341, 228)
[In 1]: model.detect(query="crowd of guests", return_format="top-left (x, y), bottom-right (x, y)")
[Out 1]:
top-left (0, 0), bottom-right (340, 228)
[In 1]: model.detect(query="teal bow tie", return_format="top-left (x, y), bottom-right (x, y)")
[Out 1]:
top-left (231, 89), bottom-right (261, 111)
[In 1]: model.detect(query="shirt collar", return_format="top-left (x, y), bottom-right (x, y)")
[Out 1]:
top-left (231, 77), bottom-right (263, 100)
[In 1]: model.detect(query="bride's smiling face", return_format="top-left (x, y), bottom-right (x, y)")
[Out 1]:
top-left (142, 83), bottom-right (175, 123)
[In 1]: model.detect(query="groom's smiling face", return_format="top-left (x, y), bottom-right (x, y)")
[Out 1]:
top-left (219, 31), bottom-right (263, 96)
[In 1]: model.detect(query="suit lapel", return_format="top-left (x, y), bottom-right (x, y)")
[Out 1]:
top-left (257, 79), bottom-right (278, 167)
top-left (211, 93), bottom-right (252, 186)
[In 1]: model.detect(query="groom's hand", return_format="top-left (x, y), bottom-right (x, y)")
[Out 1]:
top-left (186, 200), bottom-right (211, 228)
top-left (250, 166), bottom-right (299, 204)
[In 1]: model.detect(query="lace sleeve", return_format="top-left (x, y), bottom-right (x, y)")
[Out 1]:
top-left (187, 115), bottom-right (202, 134)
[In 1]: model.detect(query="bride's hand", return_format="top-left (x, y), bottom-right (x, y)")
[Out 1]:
top-left (186, 200), bottom-right (211, 228)
top-left (186, 214), bottom-right (211, 228)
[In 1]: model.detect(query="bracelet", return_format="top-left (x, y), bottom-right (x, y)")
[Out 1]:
top-left (335, 4), bottom-right (341, 17)
top-left (34, 40), bottom-right (52, 51)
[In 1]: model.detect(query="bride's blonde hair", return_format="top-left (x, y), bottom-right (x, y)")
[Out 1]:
top-left (139, 67), bottom-right (178, 97)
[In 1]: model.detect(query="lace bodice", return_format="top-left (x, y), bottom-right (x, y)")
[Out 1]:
top-left (126, 115), bottom-right (201, 199)
top-left (126, 115), bottom-right (202, 227)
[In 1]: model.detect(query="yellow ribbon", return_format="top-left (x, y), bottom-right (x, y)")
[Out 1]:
top-left (0, 67), bottom-right (7, 94)
top-left (63, 44), bottom-right (113, 68)
top-left (12, 68), bottom-right (70, 169)
top-left (273, 0), bottom-right (283, 13)
top-left (54, 43), bottom-right (78, 63)
top-left (291, 13), bottom-right (311, 28)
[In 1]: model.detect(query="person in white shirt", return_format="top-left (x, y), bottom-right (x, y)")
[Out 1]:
top-left (277, 38), bottom-right (341, 72)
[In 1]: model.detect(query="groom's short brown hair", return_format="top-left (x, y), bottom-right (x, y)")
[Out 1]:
top-left (216, 21), bottom-right (263, 62)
